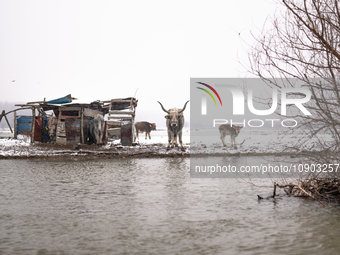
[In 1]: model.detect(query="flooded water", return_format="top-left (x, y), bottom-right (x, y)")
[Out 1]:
top-left (1, 157), bottom-right (340, 255)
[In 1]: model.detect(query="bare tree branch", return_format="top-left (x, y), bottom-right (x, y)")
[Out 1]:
top-left (249, 0), bottom-right (340, 203)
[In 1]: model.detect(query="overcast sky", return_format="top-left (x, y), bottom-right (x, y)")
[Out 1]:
top-left (0, 0), bottom-right (278, 124)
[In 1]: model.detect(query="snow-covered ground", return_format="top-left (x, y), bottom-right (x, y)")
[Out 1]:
top-left (132, 129), bottom-right (190, 145)
top-left (0, 129), bottom-right (190, 158)
top-left (0, 128), bottom-right (332, 158)
top-left (190, 128), bottom-right (332, 155)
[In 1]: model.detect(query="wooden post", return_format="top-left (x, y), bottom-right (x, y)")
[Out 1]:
top-left (4, 114), bottom-right (13, 133)
top-left (14, 111), bottom-right (17, 139)
top-left (81, 108), bottom-right (84, 144)
top-left (0, 110), bottom-right (13, 134)
top-left (272, 182), bottom-right (277, 198)
top-left (31, 107), bottom-right (35, 143)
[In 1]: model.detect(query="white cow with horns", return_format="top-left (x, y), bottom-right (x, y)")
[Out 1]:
top-left (158, 100), bottom-right (189, 151)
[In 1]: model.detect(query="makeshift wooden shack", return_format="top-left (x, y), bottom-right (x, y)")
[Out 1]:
top-left (41, 103), bottom-right (106, 145)
top-left (103, 97), bottom-right (138, 146)
top-left (4, 104), bottom-right (43, 142)
top-left (1, 94), bottom-right (138, 146)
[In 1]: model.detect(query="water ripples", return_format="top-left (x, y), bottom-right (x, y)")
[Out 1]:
top-left (0, 158), bottom-right (340, 254)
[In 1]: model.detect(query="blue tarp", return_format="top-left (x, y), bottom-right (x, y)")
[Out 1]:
top-left (46, 95), bottom-right (72, 104)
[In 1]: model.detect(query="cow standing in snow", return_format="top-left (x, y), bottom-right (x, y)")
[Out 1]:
top-left (158, 101), bottom-right (189, 151)
top-left (135, 121), bottom-right (156, 140)
top-left (219, 124), bottom-right (243, 148)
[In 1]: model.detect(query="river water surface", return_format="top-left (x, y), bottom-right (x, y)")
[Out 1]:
top-left (1, 158), bottom-right (340, 255)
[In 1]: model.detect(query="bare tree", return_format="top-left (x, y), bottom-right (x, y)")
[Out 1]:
top-left (249, 0), bottom-right (340, 203)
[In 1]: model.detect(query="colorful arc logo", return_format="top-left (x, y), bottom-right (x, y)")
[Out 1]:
top-left (196, 82), bottom-right (223, 106)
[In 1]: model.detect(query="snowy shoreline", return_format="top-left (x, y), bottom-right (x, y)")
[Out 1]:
top-left (0, 129), bottom-right (330, 159)
top-left (0, 130), bottom-right (190, 159)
